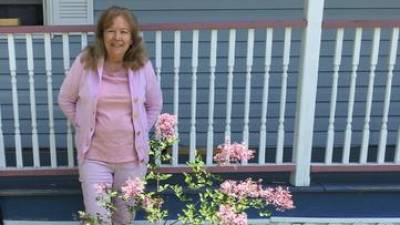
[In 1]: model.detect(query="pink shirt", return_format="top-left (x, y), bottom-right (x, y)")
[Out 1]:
top-left (86, 68), bottom-right (138, 163)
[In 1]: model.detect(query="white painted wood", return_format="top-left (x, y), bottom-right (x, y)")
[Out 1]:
top-left (242, 28), bottom-right (254, 165)
top-left (258, 28), bottom-right (273, 164)
top-left (172, 30), bottom-right (181, 166)
top-left (81, 33), bottom-right (88, 48)
top-left (379, 28), bottom-right (398, 164)
top-left (26, 34), bottom-right (40, 168)
top-left (396, 124), bottom-right (400, 163)
top-left (325, 28), bottom-right (343, 164)
top-left (7, 34), bottom-right (23, 168)
top-left (47, 0), bottom-right (94, 25)
top-left (225, 29), bottom-right (236, 139)
top-left (360, 28), bottom-right (380, 163)
top-left (291, 0), bottom-right (324, 186)
top-left (343, 28), bottom-right (362, 164)
top-left (207, 29), bottom-right (218, 165)
top-left (62, 33), bottom-right (74, 167)
top-left (155, 31), bottom-right (162, 83)
top-left (0, 105), bottom-right (5, 167)
top-left (276, 27), bottom-right (291, 164)
top-left (189, 30), bottom-right (199, 162)
top-left (44, 33), bottom-right (57, 168)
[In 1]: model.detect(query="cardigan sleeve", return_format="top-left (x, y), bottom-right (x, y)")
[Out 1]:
top-left (144, 60), bottom-right (163, 131)
top-left (57, 54), bottom-right (84, 125)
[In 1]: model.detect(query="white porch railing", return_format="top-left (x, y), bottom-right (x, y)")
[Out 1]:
top-left (1, 2), bottom-right (400, 186)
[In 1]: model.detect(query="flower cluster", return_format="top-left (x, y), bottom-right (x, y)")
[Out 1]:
top-left (79, 113), bottom-right (294, 225)
top-left (155, 113), bottom-right (177, 141)
top-left (120, 177), bottom-right (145, 199)
top-left (214, 137), bottom-right (255, 165)
top-left (220, 179), bottom-right (294, 211)
top-left (262, 186), bottom-right (295, 211)
top-left (216, 205), bottom-right (247, 225)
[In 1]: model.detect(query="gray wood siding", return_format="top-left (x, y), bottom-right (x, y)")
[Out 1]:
top-left (1, 0), bottom-right (400, 155)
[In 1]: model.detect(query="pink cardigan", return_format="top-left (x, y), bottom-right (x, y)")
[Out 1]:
top-left (58, 54), bottom-right (163, 165)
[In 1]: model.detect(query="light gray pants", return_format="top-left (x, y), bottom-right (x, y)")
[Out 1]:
top-left (79, 160), bottom-right (147, 225)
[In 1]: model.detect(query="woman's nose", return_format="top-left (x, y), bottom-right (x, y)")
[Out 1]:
top-left (113, 31), bottom-right (122, 40)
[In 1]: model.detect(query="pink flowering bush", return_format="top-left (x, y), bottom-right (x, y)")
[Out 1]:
top-left (79, 113), bottom-right (294, 225)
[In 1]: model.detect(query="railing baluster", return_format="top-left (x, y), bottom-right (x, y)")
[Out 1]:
top-left (26, 34), bottom-right (40, 167)
top-left (207, 29), bottom-right (217, 165)
top-left (225, 29), bottom-right (236, 138)
top-left (343, 28), bottom-right (362, 164)
top-left (155, 31), bottom-right (162, 82)
top-left (190, 30), bottom-right (199, 161)
top-left (172, 30), bottom-right (181, 166)
top-left (243, 29), bottom-right (254, 148)
top-left (7, 34), bottom-right (23, 168)
top-left (378, 28), bottom-right (398, 164)
top-left (44, 33), bottom-right (57, 167)
top-left (81, 32), bottom-right (88, 48)
top-left (62, 33), bottom-right (74, 167)
top-left (325, 28), bottom-right (344, 164)
top-left (360, 28), bottom-right (380, 163)
top-left (0, 105), bottom-right (5, 167)
top-left (259, 28), bottom-right (273, 164)
top-left (242, 29), bottom-right (255, 165)
top-left (276, 27), bottom-right (292, 164)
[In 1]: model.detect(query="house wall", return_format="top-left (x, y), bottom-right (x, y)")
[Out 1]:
top-left (0, 0), bottom-right (400, 163)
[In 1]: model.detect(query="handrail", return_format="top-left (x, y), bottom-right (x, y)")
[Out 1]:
top-left (323, 19), bottom-right (400, 28)
top-left (0, 20), bottom-right (306, 33)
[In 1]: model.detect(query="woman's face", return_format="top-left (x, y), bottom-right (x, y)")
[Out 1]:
top-left (103, 16), bottom-right (133, 62)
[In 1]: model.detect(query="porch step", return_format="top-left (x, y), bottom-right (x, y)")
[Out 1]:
top-left (4, 217), bottom-right (400, 225)
top-left (1, 172), bottom-right (400, 221)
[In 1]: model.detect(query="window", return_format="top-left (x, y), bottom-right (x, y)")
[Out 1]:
top-left (0, 0), bottom-right (43, 25)
top-left (0, 0), bottom-right (93, 26)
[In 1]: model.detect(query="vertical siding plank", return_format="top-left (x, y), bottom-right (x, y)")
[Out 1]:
top-left (242, 29), bottom-right (255, 162)
top-left (44, 33), bottom-right (57, 168)
top-left (360, 28), bottom-right (380, 163)
top-left (62, 33), bottom-right (74, 167)
top-left (259, 28), bottom-right (273, 164)
top-left (207, 29), bottom-right (217, 165)
top-left (155, 31), bottom-right (162, 82)
top-left (0, 105), bottom-right (5, 167)
top-left (379, 28), bottom-right (398, 163)
top-left (325, 28), bottom-right (344, 164)
top-left (190, 30), bottom-right (199, 161)
top-left (343, 28), bottom-right (362, 164)
top-left (26, 34), bottom-right (40, 167)
top-left (276, 27), bottom-right (291, 164)
top-left (7, 34), bottom-right (23, 168)
top-left (172, 30), bottom-right (181, 166)
top-left (225, 29), bottom-right (236, 138)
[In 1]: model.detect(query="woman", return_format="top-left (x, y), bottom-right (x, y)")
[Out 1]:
top-left (58, 6), bottom-right (162, 225)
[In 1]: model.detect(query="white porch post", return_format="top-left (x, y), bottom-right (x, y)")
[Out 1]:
top-left (290, 0), bottom-right (324, 186)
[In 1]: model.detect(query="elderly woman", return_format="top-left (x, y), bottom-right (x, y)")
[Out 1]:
top-left (58, 6), bottom-right (162, 225)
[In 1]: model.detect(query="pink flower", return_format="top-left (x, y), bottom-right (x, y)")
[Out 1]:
top-left (121, 177), bottom-right (145, 199)
top-left (220, 179), bottom-right (262, 199)
top-left (94, 182), bottom-right (111, 195)
top-left (261, 186), bottom-right (295, 211)
top-left (216, 205), bottom-right (247, 225)
top-left (214, 137), bottom-right (255, 165)
top-left (155, 113), bottom-right (177, 140)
